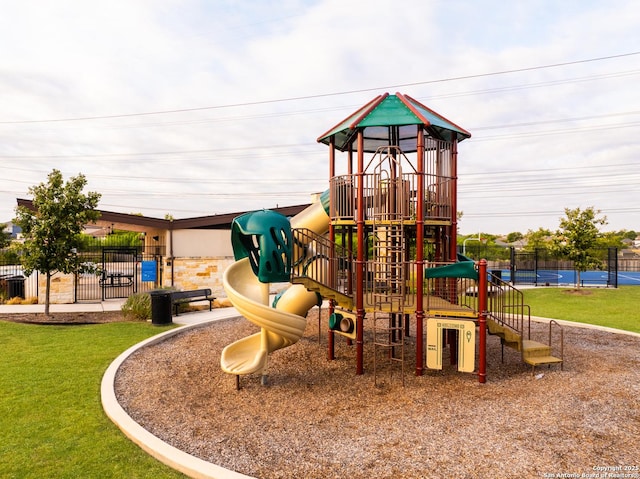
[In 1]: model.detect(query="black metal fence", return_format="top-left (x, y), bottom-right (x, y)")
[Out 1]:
top-left (459, 244), bottom-right (629, 287)
top-left (75, 237), bottom-right (166, 302)
top-left (1, 235), bottom-right (167, 303)
top-left (0, 263), bottom-right (36, 301)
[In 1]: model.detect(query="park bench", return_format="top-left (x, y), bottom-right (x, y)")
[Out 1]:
top-left (170, 289), bottom-right (215, 316)
top-left (579, 278), bottom-right (609, 288)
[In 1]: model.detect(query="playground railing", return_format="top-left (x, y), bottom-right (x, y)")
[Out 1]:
top-left (290, 228), bottom-right (351, 298)
top-left (329, 173), bottom-right (455, 223)
top-left (420, 262), bottom-right (481, 316)
top-left (547, 320), bottom-right (564, 369)
top-left (487, 272), bottom-right (531, 339)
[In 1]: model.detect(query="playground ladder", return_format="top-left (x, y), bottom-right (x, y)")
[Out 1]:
top-left (373, 311), bottom-right (406, 386)
top-left (370, 190), bottom-right (407, 385)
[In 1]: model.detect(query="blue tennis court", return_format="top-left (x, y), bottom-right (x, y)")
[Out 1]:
top-left (495, 270), bottom-right (640, 286)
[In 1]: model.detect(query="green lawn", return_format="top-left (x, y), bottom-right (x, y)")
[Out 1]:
top-left (0, 321), bottom-right (186, 479)
top-left (522, 285), bottom-right (640, 333)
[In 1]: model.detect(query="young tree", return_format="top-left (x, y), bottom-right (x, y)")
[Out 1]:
top-left (551, 207), bottom-right (607, 287)
top-left (14, 170), bottom-right (101, 315)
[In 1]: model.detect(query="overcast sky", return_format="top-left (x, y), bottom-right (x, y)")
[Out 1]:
top-left (1, 0), bottom-right (639, 235)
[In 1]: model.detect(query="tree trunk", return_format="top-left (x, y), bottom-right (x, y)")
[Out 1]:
top-left (576, 270), bottom-right (581, 289)
top-left (45, 272), bottom-right (51, 316)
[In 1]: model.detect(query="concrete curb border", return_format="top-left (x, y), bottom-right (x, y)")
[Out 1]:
top-left (100, 319), bottom-right (254, 479)
top-left (531, 315), bottom-right (640, 338)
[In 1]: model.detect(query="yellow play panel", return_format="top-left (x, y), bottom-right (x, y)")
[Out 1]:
top-left (426, 317), bottom-right (476, 373)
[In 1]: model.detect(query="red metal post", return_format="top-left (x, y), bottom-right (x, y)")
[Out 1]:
top-left (415, 126), bottom-right (425, 376)
top-left (356, 130), bottom-right (365, 375)
top-left (478, 259), bottom-right (487, 384)
top-left (328, 137), bottom-right (336, 360)
top-left (450, 139), bottom-right (458, 262)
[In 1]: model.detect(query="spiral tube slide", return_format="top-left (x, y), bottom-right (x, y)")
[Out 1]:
top-left (220, 200), bottom-right (329, 379)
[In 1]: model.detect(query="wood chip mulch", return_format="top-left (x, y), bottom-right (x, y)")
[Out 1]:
top-left (114, 309), bottom-right (640, 479)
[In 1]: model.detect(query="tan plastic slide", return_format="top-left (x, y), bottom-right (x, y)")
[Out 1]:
top-left (220, 201), bottom-right (329, 378)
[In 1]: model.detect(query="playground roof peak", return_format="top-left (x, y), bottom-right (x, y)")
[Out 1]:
top-left (317, 92), bottom-right (471, 153)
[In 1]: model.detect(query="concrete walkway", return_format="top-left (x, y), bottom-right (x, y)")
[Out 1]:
top-left (0, 299), bottom-right (241, 326)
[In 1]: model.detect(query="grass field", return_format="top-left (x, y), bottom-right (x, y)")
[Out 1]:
top-left (522, 285), bottom-right (640, 333)
top-left (0, 321), bottom-right (186, 479)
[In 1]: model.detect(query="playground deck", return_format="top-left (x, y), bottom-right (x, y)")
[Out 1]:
top-left (362, 293), bottom-right (478, 318)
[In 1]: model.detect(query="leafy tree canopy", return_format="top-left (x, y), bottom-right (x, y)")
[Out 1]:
top-left (596, 231), bottom-right (627, 250)
top-left (13, 169), bottom-right (101, 313)
top-left (523, 228), bottom-right (553, 251)
top-left (619, 230), bottom-right (637, 241)
top-left (551, 206), bottom-right (607, 285)
top-left (76, 230), bottom-right (143, 251)
top-left (506, 231), bottom-right (524, 243)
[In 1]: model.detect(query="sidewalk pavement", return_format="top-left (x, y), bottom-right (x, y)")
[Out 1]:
top-left (0, 300), bottom-right (241, 326)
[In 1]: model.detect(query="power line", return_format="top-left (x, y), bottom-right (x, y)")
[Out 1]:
top-left (417, 69), bottom-right (640, 104)
top-left (2, 113), bottom-right (640, 162)
top-left (9, 69), bottom-right (636, 132)
top-left (463, 206), bottom-right (640, 219)
top-left (461, 161), bottom-right (640, 177)
top-left (1, 51), bottom-right (638, 124)
top-left (471, 109), bottom-right (640, 132)
top-left (473, 120), bottom-right (640, 142)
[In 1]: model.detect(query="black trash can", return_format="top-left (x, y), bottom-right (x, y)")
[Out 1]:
top-left (6, 276), bottom-right (25, 299)
top-left (150, 290), bottom-right (172, 325)
top-left (491, 270), bottom-right (502, 281)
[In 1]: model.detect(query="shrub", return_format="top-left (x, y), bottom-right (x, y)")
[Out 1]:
top-left (121, 292), bottom-right (152, 321)
top-left (121, 288), bottom-right (175, 321)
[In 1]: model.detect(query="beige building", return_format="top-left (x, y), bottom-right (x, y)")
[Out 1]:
top-left (16, 198), bottom-right (308, 303)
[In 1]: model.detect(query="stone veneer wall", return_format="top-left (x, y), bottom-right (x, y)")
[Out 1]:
top-left (31, 257), bottom-right (237, 304)
top-left (166, 257), bottom-right (235, 297)
top-left (38, 272), bottom-right (75, 304)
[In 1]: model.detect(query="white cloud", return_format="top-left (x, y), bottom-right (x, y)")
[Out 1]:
top-left (1, 0), bottom-right (639, 235)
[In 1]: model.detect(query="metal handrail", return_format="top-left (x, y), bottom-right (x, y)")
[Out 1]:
top-left (486, 273), bottom-right (530, 339)
top-left (548, 320), bottom-right (564, 369)
top-left (291, 228), bottom-right (351, 296)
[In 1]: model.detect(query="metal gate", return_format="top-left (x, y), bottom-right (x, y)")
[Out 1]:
top-left (510, 248), bottom-right (537, 285)
top-left (100, 247), bottom-right (138, 300)
top-left (75, 237), bottom-right (165, 302)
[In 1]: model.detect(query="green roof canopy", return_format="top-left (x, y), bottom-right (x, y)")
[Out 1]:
top-left (317, 92), bottom-right (471, 153)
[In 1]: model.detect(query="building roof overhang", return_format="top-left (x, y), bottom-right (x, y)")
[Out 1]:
top-left (16, 198), bottom-right (311, 231)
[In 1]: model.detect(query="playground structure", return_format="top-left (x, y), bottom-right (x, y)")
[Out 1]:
top-left (221, 92), bottom-right (563, 385)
